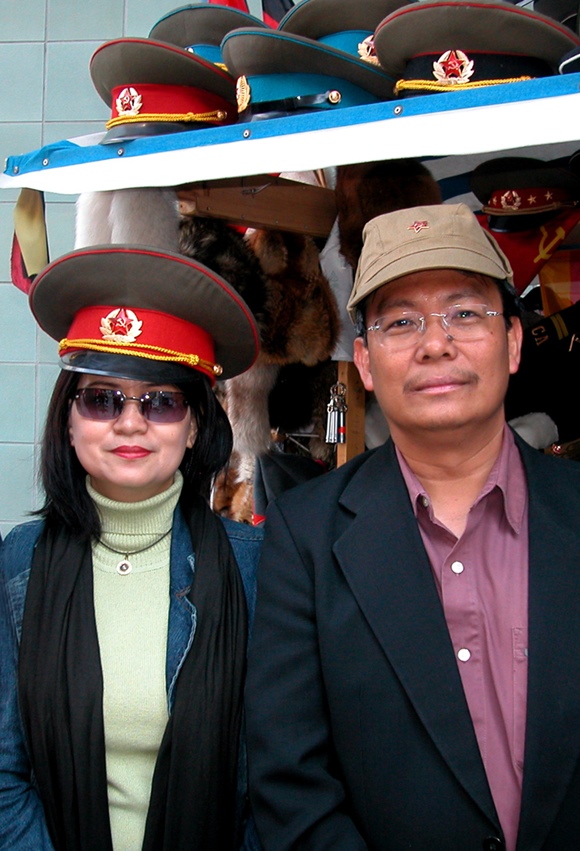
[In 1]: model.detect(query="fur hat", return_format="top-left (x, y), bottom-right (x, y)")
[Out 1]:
top-left (335, 158), bottom-right (442, 269)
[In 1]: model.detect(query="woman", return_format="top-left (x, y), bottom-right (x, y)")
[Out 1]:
top-left (0, 245), bottom-right (262, 851)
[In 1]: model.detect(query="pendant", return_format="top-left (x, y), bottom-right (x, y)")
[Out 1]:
top-left (116, 559), bottom-right (132, 575)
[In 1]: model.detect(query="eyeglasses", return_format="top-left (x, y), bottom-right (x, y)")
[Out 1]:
top-left (366, 303), bottom-right (503, 350)
top-left (73, 388), bottom-right (189, 423)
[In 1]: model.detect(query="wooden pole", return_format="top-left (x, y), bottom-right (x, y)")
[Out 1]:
top-left (336, 361), bottom-right (366, 465)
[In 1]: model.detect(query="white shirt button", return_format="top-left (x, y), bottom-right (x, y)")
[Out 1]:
top-left (451, 560), bottom-right (464, 574)
top-left (457, 648), bottom-right (471, 662)
top-left (421, 495), bottom-right (429, 508)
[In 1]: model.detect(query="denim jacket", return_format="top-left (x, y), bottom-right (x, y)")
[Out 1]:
top-left (0, 510), bottom-right (263, 851)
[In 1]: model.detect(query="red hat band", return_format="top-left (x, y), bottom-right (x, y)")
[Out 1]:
top-left (59, 305), bottom-right (222, 382)
top-left (107, 83), bottom-right (235, 129)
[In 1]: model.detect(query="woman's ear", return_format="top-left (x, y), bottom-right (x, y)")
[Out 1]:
top-left (186, 416), bottom-right (197, 450)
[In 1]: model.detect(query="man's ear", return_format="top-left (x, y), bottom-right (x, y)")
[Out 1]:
top-left (507, 316), bottom-right (523, 376)
top-left (353, 337), bottom-right (374, 392)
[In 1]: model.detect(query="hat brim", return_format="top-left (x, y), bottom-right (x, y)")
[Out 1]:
top-left (278, 0), bottom-right (413, 36)
top-left (99, 120), bottom-right (199, 145)
top-left (559, 44), bottom-right (580, 72)
top-left (29, 245), bottom-right (260, 380)
top-left (149, 5), bottom-right (268, 48)
top-left (90, 38), bottom-right (236, 105)
top-left (470, 156), bottom-right (580, 206)
top-left (374, 0), bottom-right (580, 78)
top-left (349, 244), bottom-right (513, 313)
top-left (61, 350), bottom-right (201, 382)
top-left (221, 28), bottom-right (396, 99)
top-left (487, 211), bottom-right (563, 231)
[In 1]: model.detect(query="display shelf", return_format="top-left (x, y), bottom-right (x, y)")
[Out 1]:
top-left (2, 74), bottom-right (580, 195)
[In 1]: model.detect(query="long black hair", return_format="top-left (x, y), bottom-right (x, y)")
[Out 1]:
top-left (36, 369), bottom-right (233, 539)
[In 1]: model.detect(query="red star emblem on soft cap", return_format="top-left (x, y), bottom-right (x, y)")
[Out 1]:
top-left (408, 220), bottom-right (429, 233)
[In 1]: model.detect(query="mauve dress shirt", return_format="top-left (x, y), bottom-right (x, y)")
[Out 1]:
top-left (397, 427), bottom-right (529, 851)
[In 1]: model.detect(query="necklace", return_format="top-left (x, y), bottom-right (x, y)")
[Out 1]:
top-left (96, 527), bottom-right (173, 575)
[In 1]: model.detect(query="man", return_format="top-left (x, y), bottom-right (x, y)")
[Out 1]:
top-left (245, 204), bottom-right (580, 851)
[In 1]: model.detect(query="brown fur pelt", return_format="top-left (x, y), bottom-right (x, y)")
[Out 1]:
top-left (212, 452), bottom-right (255, 524)
top-left (246, 228), bottom-right (340, 365)
top-left (179, 216), bottom-right (269, 329)
top-left (179, 217), bottom-right (340, 521)
top-left (335, 158), bottom-right (442, 269)
top-left (179, 218), bottom-right (339, 370)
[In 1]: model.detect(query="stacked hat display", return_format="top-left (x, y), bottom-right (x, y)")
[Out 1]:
top-left (86, 0), bottom-right (580, 136)
top-left (471, 155), bottom-right (580, 231)
top-left (467, 154), bottom-right (580, 295)
top-left (90, 37), bottom-right (238, 144)
top-left (89, 2), bottom-right (273, 144)
top-left (149, 3), bottom-right (268, 60)
top-left (372, 0), bottom-right (580, 97)
top-left (221, 0), bottom-right (409, 121)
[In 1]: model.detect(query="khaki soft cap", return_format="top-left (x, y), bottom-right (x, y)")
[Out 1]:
top-left (347, 203), bottom-right (514, 320)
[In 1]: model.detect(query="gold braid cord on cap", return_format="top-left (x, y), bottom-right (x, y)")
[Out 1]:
top-left (59, 337), bottom-right (223, 376)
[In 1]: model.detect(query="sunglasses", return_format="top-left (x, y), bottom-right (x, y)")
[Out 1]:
top-left (73, 388), bottom-right (189, 423)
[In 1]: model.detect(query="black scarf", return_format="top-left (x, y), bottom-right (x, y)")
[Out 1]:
top-left (18, 493), bottom-right (248, 851)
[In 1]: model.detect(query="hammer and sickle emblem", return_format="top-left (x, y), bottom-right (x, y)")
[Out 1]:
top-left (534, 225), bottom-right (566, 263)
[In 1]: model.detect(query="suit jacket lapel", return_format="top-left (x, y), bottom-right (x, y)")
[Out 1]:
top-left (517, 442), bottom-right (580, 849)
top-left (333, 441), bottom-right (498, 828)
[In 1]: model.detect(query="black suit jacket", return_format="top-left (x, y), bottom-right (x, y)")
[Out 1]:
top-left (246, 436), bottom-right (580, 850)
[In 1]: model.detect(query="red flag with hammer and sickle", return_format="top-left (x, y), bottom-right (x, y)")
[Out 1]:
top-left (476, 208), bottom-right (580, 295)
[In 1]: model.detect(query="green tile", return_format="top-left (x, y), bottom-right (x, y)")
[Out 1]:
top-left (45, 41), bottom-right (107, 122)
top-left (38, 325), bottom-right (60, 365)
top-left (0, 44), bottom-right (44, 122)
top-left (0, 0), bottom-right (46, 40)
top-left (126, 0), bottom-right (189, 37)
top-left (43, 121), bottom-right (105, 146)
top-left (0, 282), bottom-right (37, 362)
top-left (0, 203), bottom-right (15, 284)
top-left (0, 365), bottom-right (35, 442)
top-left (47, 0), bottom-right (123, 40)
top-left (45, 200), bottom-right (76, 259)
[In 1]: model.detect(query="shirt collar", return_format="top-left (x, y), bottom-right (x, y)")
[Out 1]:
top-left (396, 425), bottom-right (527, 535)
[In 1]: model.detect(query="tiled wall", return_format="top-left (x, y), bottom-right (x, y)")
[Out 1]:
top-left (0, 0), bottom-right (263, 537)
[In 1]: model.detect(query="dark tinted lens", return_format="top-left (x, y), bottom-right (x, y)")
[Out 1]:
top-left (142, 391), bottom-right (188, 423)
top-left (75, 388), bottom-right (122, 420)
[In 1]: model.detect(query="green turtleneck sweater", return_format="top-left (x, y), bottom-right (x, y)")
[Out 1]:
top-left (89, 473), bottom-right (182, 851)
